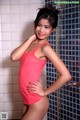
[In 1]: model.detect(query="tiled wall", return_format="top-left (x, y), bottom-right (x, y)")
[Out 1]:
top-left (45, 0), bottom-right (80, 120)
top-left (0, 0), bottom-right (45, 119)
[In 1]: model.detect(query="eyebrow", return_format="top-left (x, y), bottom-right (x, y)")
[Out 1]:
top-left (38, 23), bottom-right (50, 26)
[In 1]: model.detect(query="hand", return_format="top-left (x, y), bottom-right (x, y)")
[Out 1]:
top-left (29, 34), bottom-right (36, 42)
top-left (27, 82), bottom-right (45, 96)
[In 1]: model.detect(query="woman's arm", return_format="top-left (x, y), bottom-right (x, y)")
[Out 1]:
top-left (28, 44), bottom-right (72, 96)
top-left (10, 34), bottom-right (36, 61)
top-left (42, 45), bottom-right (72, 95)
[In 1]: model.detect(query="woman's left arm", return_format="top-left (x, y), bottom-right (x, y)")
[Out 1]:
top-left (28, 45), bottom-right (72, 96)
top-left (42, 45), bottom-right (72, 96)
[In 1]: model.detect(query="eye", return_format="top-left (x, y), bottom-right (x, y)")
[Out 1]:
top-left (45, 25), bottom-right (50, 29)
top-left (45, 26), bottom-right (49, 28)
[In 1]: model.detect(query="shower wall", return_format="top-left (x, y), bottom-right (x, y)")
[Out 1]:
top-left (45, 0), bottom-right (80, 120)
top-left (0, 0), bottom-right (46, 119)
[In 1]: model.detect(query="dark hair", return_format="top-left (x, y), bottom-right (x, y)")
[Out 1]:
top-left (34, 5), bottom-right (59, 29)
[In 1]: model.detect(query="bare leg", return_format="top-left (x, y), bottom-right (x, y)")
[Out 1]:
top-left (22, 96), bottom-right (49, 120)
top-left (22, 104), bottom-right (29, 118)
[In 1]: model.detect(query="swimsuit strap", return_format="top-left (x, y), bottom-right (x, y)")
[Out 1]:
top-left (32, 41), bottom-right (49, 53)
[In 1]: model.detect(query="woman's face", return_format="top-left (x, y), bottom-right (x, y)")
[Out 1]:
top-left (35, 18), bottom-right (53, 40)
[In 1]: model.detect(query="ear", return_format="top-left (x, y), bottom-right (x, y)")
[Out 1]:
top-left (51, 28), bottom-right (55, 33)
top-left (52, 28), bottom-right (56, 32)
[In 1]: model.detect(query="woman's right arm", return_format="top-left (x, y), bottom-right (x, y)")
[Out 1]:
top-left (10, 34), bottom-right (36, 61)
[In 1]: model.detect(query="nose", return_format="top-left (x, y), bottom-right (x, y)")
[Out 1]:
top-left (39, 27), bottom-right (44, 33)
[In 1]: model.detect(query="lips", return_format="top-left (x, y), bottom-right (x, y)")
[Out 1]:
top-left (38, 32), bottom-right (45, 37)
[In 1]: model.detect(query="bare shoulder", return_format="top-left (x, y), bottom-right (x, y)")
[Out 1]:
top-left (41, 42), bottom-right (54, 55)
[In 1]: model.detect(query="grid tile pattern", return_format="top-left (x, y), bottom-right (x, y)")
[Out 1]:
top-left (0, 0), bottom-right (45, 119)
top-left (45, 0), bottom-right (80, 120)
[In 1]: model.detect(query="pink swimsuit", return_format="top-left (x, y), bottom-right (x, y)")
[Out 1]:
top-left (19, 42), bottom-right (48, 105)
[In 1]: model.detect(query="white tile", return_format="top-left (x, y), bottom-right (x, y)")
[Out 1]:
top-left (41, 65), bottom-right (46, 76)
top-left (19, 22), bottom-right (27, 33)
top-left (0, 76), bottom-right (3, 84)
top-left (0, 0), bottom-right (9, 5)
top-left (36, 3), bottom-right (44, 9)
top-left (4, 93), bottom-right (13, 102)
top-left (3, 68), bottom-right (11, 76)
top-left (0, 51), bottom-right (2, 58)
top-left (19, 14), bottom-right (28, 22)
top-left (13, 85), bottom-right (19, 93)
top-left (11, 23), bottom-right (19, 32)
top-left (40, 76), bottom-right (47, 88)
top-left (27, 0), bottom-right (36, 4)
top-left (10, 14), bottom-right (19, 23)
top-left (0, 103), bottom-right (3, 110)
top-left (3, 76), bottom-right (12, 85)
top-left (2, 32), bottom-right (11, 40)
top-left (0, 94), bottom-right (4, 102)
top-left (5, 111), bottom-right (13, 120)
top-left (23, 22), bottom-right (34, 32)
top-left (1, 14), bottom-right (10, 23)
top-left (0, 41), bottom-right (2, 49)
top-left (36, 0), bottom-right (45, 4)
top-left (2, 24), bottom-right (11, 32)
top-left (4, 102), bottom-right (13, 111)
top-left (13, 93), bottom-right (22, 102)
top-left (19, 0), bottom-right (28, 4)
top-left (12, 61), bottom-right (19, 67)
top-left (11, 40), bottom-right (21, 50)
top-left (27, 4), bottom-right (36, 13)
top-left (0, 7), bottom-right (1, 14)
top-left (11, 32), bottom-right (20, 40)
top-left (24, 32), bottom-right (32, 40)
top-left (1, 5), bottom-right (10, 14)
top-left (0, 85), bottom-right (3, 93)
top-left (0, 33), bottom-right (2, 41)
top-left (3, 50), bottom-right (11, 58)
top-left (2, 58), bottom-right (12, 67)
top-left (13, 76), bottom-right (18, 84)
top-left (3, 85), bottom-right (12, 93)
top-left (13, 102), bottom-right (23, 110)
top-left (9, 0), bottom-right (19, 4)
top-left (0, 68), bottom-right (3, 75)
top-left (3, 41), bottom-right (11, 50)
top-left (28, 13), bottom-right (36, 21)
top-left (10, 5), bottom-right (19, 14)
top-left (0, 24), bottom-right (1, 32)
top-left (13, 111), bottom-right (22, 119)
top-left (0, 15), bottom-right (1, 23)
top-left (19, 5), bottom-right (27, 13)
top-left (3, 67), bottom-right (12, 75)
top-left (12, 67), bottom-right (19, 76)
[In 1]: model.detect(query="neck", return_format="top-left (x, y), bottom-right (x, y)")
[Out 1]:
top-left (35, 38), bottom-right (48, 44)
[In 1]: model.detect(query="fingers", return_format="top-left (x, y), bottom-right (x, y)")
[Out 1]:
top-left (29, 81), bottom-right (40, 85)
top-left (27, 81), bottom-right (44, 96)
top-left (27, 85), bottom-right (36, 91)
top-left (27, 82), bottom-right (38, 91)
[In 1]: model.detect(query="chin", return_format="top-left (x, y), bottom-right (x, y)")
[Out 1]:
top-left (36, 35), bottom-right (45, 40)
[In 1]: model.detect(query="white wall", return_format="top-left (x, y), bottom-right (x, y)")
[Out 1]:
top-left (0, 0), bottom-right (47, 119)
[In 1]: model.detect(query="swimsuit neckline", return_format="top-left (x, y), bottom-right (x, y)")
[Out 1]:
top-left (25, 41), bottom-right (48, 54)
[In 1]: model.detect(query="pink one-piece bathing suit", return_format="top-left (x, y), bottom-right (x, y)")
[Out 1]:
top-left (19, 42), bottom-right (48, 105)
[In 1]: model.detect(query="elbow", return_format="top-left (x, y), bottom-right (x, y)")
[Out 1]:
top-left (61, 71), bottom-right (72, 83)
top-left (67, 74), bottom-right (72, 81)
top-left (65, 72), bottom-right (72, 82)
top-left (10, 53), bottom-right (17, 62)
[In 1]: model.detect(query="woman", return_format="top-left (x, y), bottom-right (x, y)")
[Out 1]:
top-left (10, 5), bottom-right (71, 120)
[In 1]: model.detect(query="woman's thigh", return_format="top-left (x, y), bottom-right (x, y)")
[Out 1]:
top-left (22, 96), bottom-right (49, 120)
top-left (22, 104), bottom-right (29, 118)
